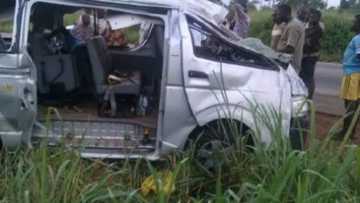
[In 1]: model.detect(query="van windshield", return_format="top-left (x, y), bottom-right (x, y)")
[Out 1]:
top-left (0, 2), bottom-right (15, 53)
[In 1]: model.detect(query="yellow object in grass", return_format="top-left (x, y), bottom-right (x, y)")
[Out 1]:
top-left (140, 171), bottom-right (175, 196)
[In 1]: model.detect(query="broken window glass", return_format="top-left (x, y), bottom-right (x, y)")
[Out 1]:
top-left (187, 16), bottom-right (276, 69)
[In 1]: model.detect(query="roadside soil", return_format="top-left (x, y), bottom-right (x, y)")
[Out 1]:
top-left (316, 112), bottom-right (360, 144)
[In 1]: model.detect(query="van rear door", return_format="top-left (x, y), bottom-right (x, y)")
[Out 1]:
top-left (0, 0), bottom-right (37, 147)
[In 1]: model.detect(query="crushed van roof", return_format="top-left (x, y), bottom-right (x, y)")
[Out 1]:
top-left (98, 0), bottom-right (228, 24)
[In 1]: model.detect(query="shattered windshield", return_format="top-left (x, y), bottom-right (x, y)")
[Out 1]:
top-left (193, 16), bottom-right (290, 66)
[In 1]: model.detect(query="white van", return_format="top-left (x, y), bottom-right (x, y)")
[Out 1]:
top-left (0, 0), bottom-right (308, 160)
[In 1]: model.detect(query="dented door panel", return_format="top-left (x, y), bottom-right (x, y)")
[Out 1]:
top-left (179, 13), bottom-right (288, 144)
top-left (0, 54), bottom-right (36, 147)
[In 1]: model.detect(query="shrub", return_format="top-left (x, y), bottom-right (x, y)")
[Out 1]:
top-left (320, 12), bottom-right (353, 62)
top-left (249, 10), bottom-right (273, 46)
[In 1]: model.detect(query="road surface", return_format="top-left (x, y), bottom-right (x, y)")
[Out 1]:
top-left (313, 62), bottom-right (344, 116)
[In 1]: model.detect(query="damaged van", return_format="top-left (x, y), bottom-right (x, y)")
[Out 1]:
top-left (0, 0), bottom-right (308, 159)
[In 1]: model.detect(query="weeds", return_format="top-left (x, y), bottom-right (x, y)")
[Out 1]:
top-left (0, 104), bottom-right (360, 202)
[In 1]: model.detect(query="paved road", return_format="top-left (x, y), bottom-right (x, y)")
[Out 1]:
top-left (313, 62), bottom-right (344, 116)
top-left (315, 62), bottom-right (342, 96)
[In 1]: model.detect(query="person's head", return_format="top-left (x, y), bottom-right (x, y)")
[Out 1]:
top-left (81, 14), bottom-right (91, 27)
top-left (84, 8), bottom-right (92, 15)
top-left (297, 7), bottom-right (308, 23)
top-left (97, 9), bottom-right (107, 19)
top-left (352, 15), bottom-right (360, 34)
top-left (308, 8), bottom-right (321, 25)
top-left (273, 4), bottom-right (292, 24)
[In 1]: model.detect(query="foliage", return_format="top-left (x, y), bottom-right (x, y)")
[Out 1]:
top-left (320, 11), bottom-right (354, 62)
top-left (340, 0), bottom-right (360, 9)
top-left (0, 20), bottom-right (13, 33)
top-left (249, 10), bottom-right (354, 62)
top-left (263, 0), bottom-right (327, 9)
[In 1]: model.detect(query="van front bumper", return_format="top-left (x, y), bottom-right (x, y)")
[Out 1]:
top-left (289, 115), bottom-right (310, 150)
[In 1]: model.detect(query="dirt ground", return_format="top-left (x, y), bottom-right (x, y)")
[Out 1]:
top-left (316, 112), bottom-right (360, 144)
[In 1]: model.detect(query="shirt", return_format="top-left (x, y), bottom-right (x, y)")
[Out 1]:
top-left (77, 14), bottom-right (110, 36)
top-left (271, 23), bottom-right (286, 50)
top-left (303, 23), bottom-right (323, 57)
top-left (343, 34), bottom-right (360, 75)
top-left (71, 25), bottom-right (94, 43)
top-left (277, 19), bottom-right (305, 72)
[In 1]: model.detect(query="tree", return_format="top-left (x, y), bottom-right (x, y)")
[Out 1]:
top-left (264, 0), bottom-right (327, 9)
top-left (340, 0), bottom-right (360, 9)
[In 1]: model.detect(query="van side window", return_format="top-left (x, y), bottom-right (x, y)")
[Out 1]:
top-left (187, 16), bottom-right (276, 69)
top-left (0, 1), bottom-right (16, 52)
top-left (187, 18), bottom-right (225, 61)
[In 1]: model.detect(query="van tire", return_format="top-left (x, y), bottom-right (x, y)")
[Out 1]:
top-left (186, 120), bottom-right (254, 174)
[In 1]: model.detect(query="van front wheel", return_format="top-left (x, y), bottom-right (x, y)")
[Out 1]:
top-left (187, 120), bottom-right (253, 175)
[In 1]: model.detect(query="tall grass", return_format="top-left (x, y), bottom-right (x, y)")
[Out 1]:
top-left (0, 105), bottom-right (360, 202)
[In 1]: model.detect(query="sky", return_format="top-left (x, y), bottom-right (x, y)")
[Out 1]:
top-left (258, 0), bottom-right (340, 7)
top-left (327, 0), bottom-right (340, 7)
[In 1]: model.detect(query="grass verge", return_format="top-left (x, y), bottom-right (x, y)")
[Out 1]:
top-left (1, 105), bottom-right (360, 202)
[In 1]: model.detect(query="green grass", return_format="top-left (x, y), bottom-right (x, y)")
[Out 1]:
top-left (1, 104), bottom-right (360, 202)
top-left (0, 20), bottom-right (13, 33)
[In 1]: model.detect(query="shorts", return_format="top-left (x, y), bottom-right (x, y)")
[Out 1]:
top-left (340, 73), bottom-right (360, 101)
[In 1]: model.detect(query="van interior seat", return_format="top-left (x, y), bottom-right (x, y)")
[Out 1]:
top-left (41, 54), bottom-right (79, 94)
top-left (109, 26), bottom-right (164, 97)
top-left (87, 36), bottom-right (142, 114)
top-left (29, 31), bottom-right (80, 97)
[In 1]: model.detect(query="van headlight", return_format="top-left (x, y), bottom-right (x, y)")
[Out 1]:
top-left (292, 96), bottom-right (309, 118)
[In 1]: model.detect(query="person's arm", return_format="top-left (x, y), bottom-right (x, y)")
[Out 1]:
top-left (278, 25), bottom-right (301, 54)
top-left (278, 45), bottom-right (294, 54)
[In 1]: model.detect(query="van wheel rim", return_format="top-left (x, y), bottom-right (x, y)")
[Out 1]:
top-left (195, 140), bottom-right (232, 172)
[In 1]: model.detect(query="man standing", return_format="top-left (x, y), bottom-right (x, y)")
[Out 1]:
top-left (299, 9), bottom-right (323, 99)
top-left (273, 4), bottom-right (305, 72)
top-left (338, 15), bottom-right (360, 139)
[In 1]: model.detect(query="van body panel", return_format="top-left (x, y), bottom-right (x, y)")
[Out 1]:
top-left (159, 10), bottom-right (198, 152)
top-left (178, 13), bottom-right (292, 145)
top-left (0, 0), bottom-right (37, 148)
top-left (0, 54), bottom-right (37, 147)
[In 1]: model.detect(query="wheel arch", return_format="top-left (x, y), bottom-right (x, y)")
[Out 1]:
top-left (183, 105), bottom-right (260, 150)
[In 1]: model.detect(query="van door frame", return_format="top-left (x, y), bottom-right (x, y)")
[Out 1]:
top-left (0, 0), bottom-right (37, 148)
top-left (26, 0), bottom-right (169, 156)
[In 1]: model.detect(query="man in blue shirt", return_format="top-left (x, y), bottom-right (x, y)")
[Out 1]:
top-left (338, 15), bottom-right (360, 139)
